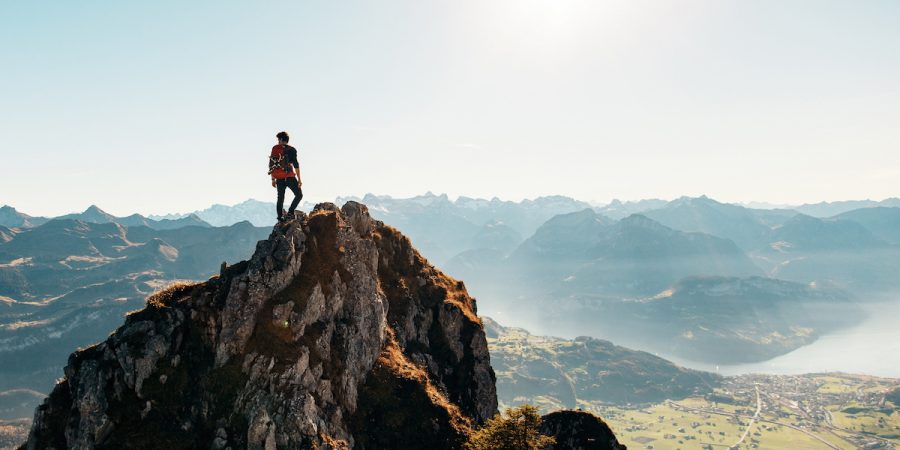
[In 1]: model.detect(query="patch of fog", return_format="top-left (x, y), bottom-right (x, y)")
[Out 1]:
top-left (664, 300), bottom-right (900, 378)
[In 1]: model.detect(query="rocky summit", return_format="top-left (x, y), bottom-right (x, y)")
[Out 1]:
top-left (21, 202), bottom-right (497, 449)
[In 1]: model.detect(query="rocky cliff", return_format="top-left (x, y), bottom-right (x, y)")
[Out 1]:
top-left (540, 411), bottom-right (626, 450)
top-left (21, 202), bottom-right (497, 449)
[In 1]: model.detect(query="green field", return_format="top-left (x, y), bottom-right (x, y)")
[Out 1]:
top-left (514, 373), bottom-right (900, 450)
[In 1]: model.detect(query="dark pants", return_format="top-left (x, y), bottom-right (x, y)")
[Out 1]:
top-left (276, 177), bottom-right (303, 219)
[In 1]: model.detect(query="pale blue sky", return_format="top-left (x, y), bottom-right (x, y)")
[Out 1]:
top-left (2, 0), bottom-right (899, 216)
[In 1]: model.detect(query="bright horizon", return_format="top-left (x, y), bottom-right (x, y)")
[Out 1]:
top-left (3, 1), bottom-right (900, 217)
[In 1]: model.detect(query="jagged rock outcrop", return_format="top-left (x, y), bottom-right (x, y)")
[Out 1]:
top-left (539, 411), bottom-right (627, 450)
top-left (21, 202), bottom-right (497, 449)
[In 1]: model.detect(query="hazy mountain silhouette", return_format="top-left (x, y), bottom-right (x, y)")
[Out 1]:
top-left (793, 198), bottom-right (900, 217)
top-left (594, 198), bottom-right (668, 220)
top-left (51, 205), bottom-right (213, 230)
top-left (768, 214), bottom-right (886, 251)
top-left (467, 220), bottom-right (524, 255)
top-left (503, 210), bottom-right (762, 298)
top-left (334, 193), bottom-right (591, 265)
top-left (834, 207), bottom-right (900, 244)
top-left (0, 207), bottom-right (48, 229)
top-left (750, 214), bottom-right (900, 292)
top-left (639, 196), bottom-right (786, 250)
top-left (150, 199), bottom-right (301, 227)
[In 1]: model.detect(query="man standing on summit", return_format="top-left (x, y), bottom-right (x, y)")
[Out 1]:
top-left (269, 131), bottom-right (303, 221)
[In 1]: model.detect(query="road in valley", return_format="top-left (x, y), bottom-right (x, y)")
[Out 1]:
top-left (731, 385), bottom-right (761, 449)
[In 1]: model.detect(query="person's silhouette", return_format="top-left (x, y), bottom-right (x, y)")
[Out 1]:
top-left (268, 131), bottom-right (303, 221)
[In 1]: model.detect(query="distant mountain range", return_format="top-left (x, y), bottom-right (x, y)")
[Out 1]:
top-left (498, 209), bottom-right (763, 298)
top-left (0, 218), bottom-right (270, 397)
top-left (13, 193), bottom-right (896, 229)
top-left (0, 205), bottom-right (210, 230)
top-left (793, 198), bottom-right (900, 217)
top-left (638, 196), bottom-right (791, 250)
top-left (335, 193), bottom-right (592, 264)
top-left (596, 196), bottom-right (900, 220)
top-left (149, 199), bottom-right (318, 227)
top-left (595, 199), bottom-right (670, 220)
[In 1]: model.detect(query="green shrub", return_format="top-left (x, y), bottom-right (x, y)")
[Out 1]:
top-left (465, 405), bottom-right (556, 450)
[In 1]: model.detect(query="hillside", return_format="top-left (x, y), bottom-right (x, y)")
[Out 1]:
top-left (486, 318), bottom-right (720, 409)
top-left (834, 206), bottom-right (900, 244)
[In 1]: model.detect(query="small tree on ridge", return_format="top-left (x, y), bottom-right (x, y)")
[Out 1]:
top-left (465, 404), bottom-right (556, 450)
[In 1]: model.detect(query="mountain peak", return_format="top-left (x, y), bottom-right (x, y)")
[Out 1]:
top-left (0, 205), bottom-right (48, 228)
top-left (24, 201), bottom-right (497, 449)
top-left (84, 204), bottom-right (106, 214)
top-left (668, 195), bottom-right (717, 207)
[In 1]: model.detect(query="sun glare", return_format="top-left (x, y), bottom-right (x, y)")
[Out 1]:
top-left (475, 0), bottom-right (641, 59)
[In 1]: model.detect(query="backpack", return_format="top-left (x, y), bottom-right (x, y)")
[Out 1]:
top-left (268, 146), bottom-right (292, 175)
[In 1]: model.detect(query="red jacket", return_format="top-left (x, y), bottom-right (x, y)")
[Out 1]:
top-left (269, 144), bottom-right (299, 179)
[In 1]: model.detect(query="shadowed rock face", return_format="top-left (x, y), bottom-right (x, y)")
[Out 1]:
top-left (21, 202), bottom-right (497, 450)
top-left (540, 410), bottom-right (627, 450)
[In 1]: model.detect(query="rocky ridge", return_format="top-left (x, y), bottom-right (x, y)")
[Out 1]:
top-left (540, 410), bottom-right (626, 450)
top-left (21, 202), bottom-right (497, 449)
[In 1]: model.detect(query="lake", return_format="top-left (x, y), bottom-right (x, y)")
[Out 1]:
top-left (665, 301), bottom-right (900, 378)
top-left (486, 299), bottom-right (900, 379)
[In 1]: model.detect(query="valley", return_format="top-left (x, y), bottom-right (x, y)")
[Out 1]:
top-left (590, 373), bottom-right (899, 450)
top-left (487, 319), bottom-right (900, 449)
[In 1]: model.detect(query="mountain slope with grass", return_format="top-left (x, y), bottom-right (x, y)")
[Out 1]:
top-left (485, 318), bottom-right (720, 409)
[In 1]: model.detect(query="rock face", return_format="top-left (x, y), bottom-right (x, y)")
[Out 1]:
top-left (21, 202), bottom-right (497, 449)
top-left (540, 411), bottom-right (627, 450)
